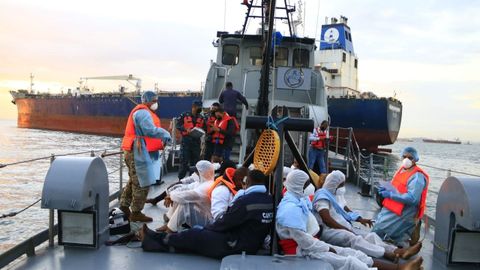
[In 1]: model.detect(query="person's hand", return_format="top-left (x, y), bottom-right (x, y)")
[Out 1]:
top-left (186, 128), bottom-right (192, 134)
top-left (379, 190), bottom-right (391, 198)
top-left (328, 247), bottom-right (337, 254)
top-left (245, 105), bottom-right (249, 110)
top-left (378, 186), bottom-right (386, 192)
top-left (164, 196), bottom-right (173, 207)
top-left (358, 218), bottom-right (373, 228)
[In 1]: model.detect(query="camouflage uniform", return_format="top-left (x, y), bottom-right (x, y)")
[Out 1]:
top-left (120, 150), bottom-right (149, 212)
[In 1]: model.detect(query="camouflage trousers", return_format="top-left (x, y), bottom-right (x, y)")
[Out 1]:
top-left (120, 150), bottom-right (149, 212)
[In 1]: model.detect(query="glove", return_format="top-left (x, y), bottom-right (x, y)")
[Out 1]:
top-left (378, 186), bottom-right (386, 192)
top-left (379, 190), bottom-right (391, 198)
top-left (245, 105), bottom-right (249, 110)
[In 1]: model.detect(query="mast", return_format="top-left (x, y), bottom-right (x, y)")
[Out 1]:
top-left (29, 73), bottom-right (34, 94)
top-left (256, 0), bottom-right (277, 116)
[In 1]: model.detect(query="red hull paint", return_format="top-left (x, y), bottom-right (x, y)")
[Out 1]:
top-left (333, 128), bottom-right (399, 152)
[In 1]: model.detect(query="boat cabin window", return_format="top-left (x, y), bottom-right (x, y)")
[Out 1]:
top-left (293, 48), bottom-right (309, 68)
top-left (222, 45), bottom-right (239, 65)
top-left (274, 47), bottom-right (288, 67)
top-left (249, 47), bottom-right (263, 66)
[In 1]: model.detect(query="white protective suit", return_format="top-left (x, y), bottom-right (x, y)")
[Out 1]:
top-left (315, 170), bottom-right (397, 258)
top-left (166, 160), bottom-right (214, 232)
top-left (277, 170), bottom-right (375, 270)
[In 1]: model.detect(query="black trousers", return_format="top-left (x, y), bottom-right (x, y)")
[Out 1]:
top-left (178, 140), bottom-right (200, 179)
top-left (168, 228), bottom-right (233, 259)
top-left (203, 141), bottom-right (215, 161)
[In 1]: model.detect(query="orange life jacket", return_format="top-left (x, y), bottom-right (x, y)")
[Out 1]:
top-left (181, 113), bottom-right (205, 136)
top-left (121, 104), bottom-right (164, 152)
top-left (382, 165), bottom-right (429, 218)
top-left (211, 113), bottom-right (233, 144)
top-left (311, 128), bottom-right (328, 149)
top-left (207, 168), bottom-right (237, 199)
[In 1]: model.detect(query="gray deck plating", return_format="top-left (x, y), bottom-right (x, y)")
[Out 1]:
top-left (6, 174), bottom-right (478, 269)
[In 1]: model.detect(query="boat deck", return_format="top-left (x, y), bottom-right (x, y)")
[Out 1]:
top-left (6, 173), bottom-right (477, 270)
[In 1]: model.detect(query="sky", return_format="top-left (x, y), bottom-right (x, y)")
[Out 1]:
top-left (0, 0), bottom-right (479, 141)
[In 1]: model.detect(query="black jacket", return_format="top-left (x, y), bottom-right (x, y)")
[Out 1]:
top-left (206, 188), bottom-right (273, 254)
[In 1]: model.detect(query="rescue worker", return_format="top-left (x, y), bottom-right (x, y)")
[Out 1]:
top-left (211, 106), bottom-right (237, 161)
top-left (140, 170), bottom-right (274, 259)
top-left (308, 120), bottom-right (330, 184)
top-left (372, 147), bottom-right (429, 247)
top-left (120, 91), bottom-right (171, 222)
top-left (204, 102), bottom-right (221, 161)
top-left (208, 167), bottom-right (249, 220)
top-left (218, 81), bottom-right (248, 118)
top-left (276, 170), bottom-right (424, 270)
top-left (157, 160), bottom-right (214, 233)
top-left (312, 171), bottom-right (422, 262)
top-left (176, 100), bottom-right (205, 179)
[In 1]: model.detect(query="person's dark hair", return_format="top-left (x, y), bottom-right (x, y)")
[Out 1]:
top-left (248, 169), bottom-right (266, 186)
top-left (212, 102), bottom-right (221, 107)
top-left (225, 82), bottom-right (233, 88)
top-left (218, 159), bottom-right (236, 174)
top-left (216, 105), bottom-right (225, 113)
top-left (320, 120), bottom-right (328, 126)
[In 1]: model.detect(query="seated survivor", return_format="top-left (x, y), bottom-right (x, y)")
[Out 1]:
top-left (139, 169), bottom-right (274, 259)
top-left (276, 170), bottom-right (423, 270)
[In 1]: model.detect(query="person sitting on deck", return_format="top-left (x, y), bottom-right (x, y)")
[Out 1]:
top-left (276, 170), bottom-right (424, 270)
top-left (156, 160), bottom-right (214, 233)
top-left (372, 147), bottom-right (430, 247)
top-left (312, 170), bottom-right (422, 262)
top-left (139, 169), bottom-right (274, 259)
top-left (208, 167), bottom-right (249, 220)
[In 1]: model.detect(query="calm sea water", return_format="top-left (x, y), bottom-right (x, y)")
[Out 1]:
top-left (0, 119), bottom-right (479, 253)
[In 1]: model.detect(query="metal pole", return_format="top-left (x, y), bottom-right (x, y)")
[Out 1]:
top-left (345, 129), bottom-right (352, 178)
top-left (48, 154), bottom-right (55, 247)
top-left (271, 123), bottom-right (284, 255)
top-left (90, 150), bottom-right (95, 157)
top-left (356, 150), bottom-right (361, 186)
top-left (119, 152), bottom-right (123, 199)
top-left (369, 153), bottom-right (374, 196)
top-left (335, 128), bottom-right (339, 154)
top-left (447, 169), bottom-right (451, 178)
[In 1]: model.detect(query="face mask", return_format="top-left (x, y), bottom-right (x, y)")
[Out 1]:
top-left (150, 103), bottom-right (158, 111)
top-left (336, 186), bottom-right (346, 196)
top-left (402, 158), bottom-right (413, 169)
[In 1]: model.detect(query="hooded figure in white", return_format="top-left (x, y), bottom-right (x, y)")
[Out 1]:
top-left (276, 170), bottom-right (376, 270)
top-left (162, 160), bottom-right (214, 232)
top-left (313, 171), bottom-right (422, 262)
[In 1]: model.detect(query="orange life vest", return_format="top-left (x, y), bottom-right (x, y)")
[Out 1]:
top-left (382, 165), bottom-right (429, 218)
top-left (207, 168), bottom-right (237, 199)
top-left (121, 104), bottom-right (164, 152)
top-left (211, 112), bottom-right (233, 145)
top-left (310, 128), bottom-right (328, 149)
top-left (181, 113), bottom-right (205, 136)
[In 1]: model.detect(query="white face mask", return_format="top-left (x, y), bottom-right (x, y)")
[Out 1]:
top-left (402, 158), bottom-right (413, 169)
top-left (336, 186), bottom-right (346, 196)
top-left (150, 103), bottom-right (158, 111)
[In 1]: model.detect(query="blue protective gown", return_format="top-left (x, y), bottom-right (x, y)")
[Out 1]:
top-left (372, 171), bottom-right (426, 245)
top-left (132, 109), bottom-right (171, 187)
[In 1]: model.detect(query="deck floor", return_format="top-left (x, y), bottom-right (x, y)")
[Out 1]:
top-left (6, 173), bottom-right (478, 270)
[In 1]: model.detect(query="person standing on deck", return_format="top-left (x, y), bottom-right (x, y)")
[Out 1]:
top-left (120, 91), bottom-right (171, 222)
top-left (176, 100), bottom-right (205, 179)
top-left (204, 102), bottom-right (220, 161)
top-left (211, 106), bottom-right (237, 161)
top-left (219, 82), bottom-right (248, 118)
top-left (308, 120), bottom-right (330, 184)
top-left (372, 147), bottom-right (430, 247)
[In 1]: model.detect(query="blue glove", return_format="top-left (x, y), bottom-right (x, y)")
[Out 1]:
top-left (379, 190), bottom-right (391, 198)
top-left (378, 186), bottom-right (386, 192)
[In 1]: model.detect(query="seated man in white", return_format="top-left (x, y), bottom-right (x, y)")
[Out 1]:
top-left (157, 160), bottom-right (215, 233)
top-left (312, 170), bottom-right (422, 261)
top-left (276, 170), bottom-right (423, 270)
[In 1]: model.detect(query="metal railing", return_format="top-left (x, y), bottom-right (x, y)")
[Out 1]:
top-left (0, 147), bottom-right (127, 268)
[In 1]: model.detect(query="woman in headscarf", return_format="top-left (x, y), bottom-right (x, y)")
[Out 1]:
top-left (313, 171), bottom-right (422, 261)
top-left (277, 170), bottom-right (423, 270)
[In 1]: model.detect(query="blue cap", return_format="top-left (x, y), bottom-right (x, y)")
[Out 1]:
top-left (192, 100), bottom-right (203, 107)
top-left (141, 91), bottom-right (157, 103)
top-left (401, 147), bottom-right (419, 162)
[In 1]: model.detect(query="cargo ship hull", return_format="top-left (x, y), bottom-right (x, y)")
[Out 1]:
top-left (12, 93), bottom-right (201, 137)
top-left (328, 97), bottom-right (402, 152)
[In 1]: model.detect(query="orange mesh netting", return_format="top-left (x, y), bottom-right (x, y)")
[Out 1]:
top-left (254, 129), bottom-right (281, 175)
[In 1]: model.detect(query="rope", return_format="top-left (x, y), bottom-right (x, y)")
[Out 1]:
top-left (0, 198), bottom-right (41, 219)
top-left (417, 163), bottom-right (480, 178)
top-left (0, 147), bottom-right (119, 168)
top-left (266, 116), bottom-right (289, 130)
